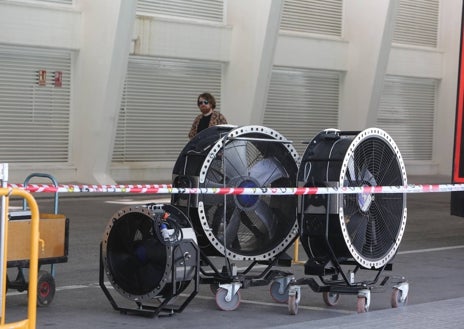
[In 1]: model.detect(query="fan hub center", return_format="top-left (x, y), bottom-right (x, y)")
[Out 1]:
top-left (236, 179), bottom-right (259, 208)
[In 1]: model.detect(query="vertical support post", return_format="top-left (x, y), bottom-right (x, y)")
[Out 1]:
top-left (0, 162), bottom-right (40, 329)
top-left (0, 163), bottom-right (8, 323)
top-left (0, 188), bottom-right (40, 329)
top-left (292, 238), bottom-right (304, 265)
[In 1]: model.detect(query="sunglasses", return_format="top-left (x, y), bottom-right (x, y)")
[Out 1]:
top-left (198, 100), bottom-right (209, 106)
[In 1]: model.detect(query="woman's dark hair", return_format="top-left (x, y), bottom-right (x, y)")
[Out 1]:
top-left (197, 92), bottom-right (216, 109)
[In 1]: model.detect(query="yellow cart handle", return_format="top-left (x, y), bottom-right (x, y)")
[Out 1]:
top-left (0, 188), bottom-right (40, 329)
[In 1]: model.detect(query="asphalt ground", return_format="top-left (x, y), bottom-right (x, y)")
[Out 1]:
top-left (3, 175), bottom-right (464, 328)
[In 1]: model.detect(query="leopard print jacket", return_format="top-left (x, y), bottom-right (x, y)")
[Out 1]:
top-left (188, 111), bottom-right (228, 139)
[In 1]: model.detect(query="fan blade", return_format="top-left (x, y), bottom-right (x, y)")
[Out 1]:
top-left (342, 194), bottom-right (359, 217)
top-left (211, 205), bottom-right (225, 236)
top-left (359, 165), bottom-right (376, 186)
top-left (346, 213), bottom-right (368, 252)
top-left (225, 208), bottom-right (242, 248)
top-left (240, 211), bottom-right (267, 240)
top-left (254, 199), bottom-right (276, 239)
top-left (346, 156), bottom-right (357, 185)
top-left (345, 157), bottom-right (377, 187)
top-left (224, 140), bottom-right (248, 178)
top-left (204, 178), bottom-right (224, 189)
top-left (250, 157), bottom-right (287, 186)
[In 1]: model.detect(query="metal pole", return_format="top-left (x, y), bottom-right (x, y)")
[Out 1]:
top-left (0, 164), bottom-right (8, 324)
top-left (0, 188), bottom-right (40, 329)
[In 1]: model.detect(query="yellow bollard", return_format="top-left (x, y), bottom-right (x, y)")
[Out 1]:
top-left (0, 188), bottom-right (40, 329)
top-left (292, 238), bottom-right (305, 265)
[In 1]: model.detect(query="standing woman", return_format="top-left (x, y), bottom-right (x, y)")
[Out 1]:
top-left (188, 92), bottom-right (228, 139)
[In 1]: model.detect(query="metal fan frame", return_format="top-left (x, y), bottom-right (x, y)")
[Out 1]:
top-left (338, 128), bottom-right (407, 269)
top-left (101, 206), bottom-right (174, 301)
top-left (197, 125), bottom-right (300, 261)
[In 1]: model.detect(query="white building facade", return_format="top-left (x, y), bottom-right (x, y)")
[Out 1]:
top-left (0, 0), bottom-right (460, 184)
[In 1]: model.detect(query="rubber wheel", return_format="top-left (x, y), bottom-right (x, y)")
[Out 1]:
top-left (391, 288), bottom-right (408, 308)
top-left (270, 281), bottom-right (289, 303)
top-left (37, 270), bottom-right (56, 307)
top-left (215, 287), bottom-right (241, 311)
top-left (356, 296), bottom-right (368, 313)
top-left (322, 291), bottom-right (340, 306)
top-left (288, 294), bottom-right (299, 315)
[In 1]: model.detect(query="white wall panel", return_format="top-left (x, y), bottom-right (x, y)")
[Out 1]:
top-left (133, 16), bottom-right (231, 62)
top-left (0, 2), bottom-right (80, 50)
top-left (30, 0), bottom-right (73, 4)
top-left (387, 46), bottom-right (443, 79)
top-left (275, 33), bottom-right (348, 71)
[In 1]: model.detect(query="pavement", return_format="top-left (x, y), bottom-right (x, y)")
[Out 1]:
top-left (3, 175), bottom-right (464, 328)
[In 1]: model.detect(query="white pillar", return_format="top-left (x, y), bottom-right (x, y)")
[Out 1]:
top-left (340, 0), bottom-right (398, 129)
top-left (72, 0), bottom-right (136, 184)
top-left (222, 0), bottom-right (283, 125)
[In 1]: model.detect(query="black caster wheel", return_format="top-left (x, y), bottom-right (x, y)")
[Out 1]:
top-left (215, 287), bottom-right (241, 311)
top-left (270, 281), bottom-right (289, 303)
top-left (391, 287), bottom-right (408, 308)
top-left (322, 291), bottom-right (340, 306)
top-left (37, 270), bottom-right (55, 307)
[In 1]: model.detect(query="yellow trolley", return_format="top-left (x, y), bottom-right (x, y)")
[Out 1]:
top-left (7, 173), bottom-right (69, 306)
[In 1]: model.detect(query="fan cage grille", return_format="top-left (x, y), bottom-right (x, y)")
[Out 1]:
top-left (197, 125), bottom-right (300, 260)
top-left (339, 128), bottom-right (407, 269)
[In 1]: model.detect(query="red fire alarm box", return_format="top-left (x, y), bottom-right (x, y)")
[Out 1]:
top-left (38, 69), bottom-right (46, 86)
top-left (54, 71), bottom-right (62, 88)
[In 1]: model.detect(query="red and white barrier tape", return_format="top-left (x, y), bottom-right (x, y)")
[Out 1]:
top-left (5, 183), bottom-right (464, 195)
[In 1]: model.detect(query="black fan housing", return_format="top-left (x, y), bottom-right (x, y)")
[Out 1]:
top-left (298, 128), bottom-right (407, 269)
top-left (101, 204), bottom-right (197, 301)
top-left (172, 125), bottom-right (300, 261)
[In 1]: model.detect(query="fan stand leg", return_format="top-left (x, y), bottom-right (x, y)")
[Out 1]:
top-left (391, 281), bottom-right (409, 308)
top-left (220, 282), bottom-right (241, 301)
top-left (357, 289), bottom-right (371, 313)
top-left (287, 284), bottom-right (301, 315)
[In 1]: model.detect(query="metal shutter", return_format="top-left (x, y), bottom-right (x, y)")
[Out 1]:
top-left (112, 56), bottom-right (223, 163)
top-left (377, 75), bottom-right (436, 161)
top-left (264, 67), bottom-right (340, 156)
top-left (137, 0), bottom-right (224, 23)
top-left (0, 45), bottom-right (72, 163)
top-left (393, 0), bottom-right (439, 48)
top-left (280, 0), bottom-right (343, 37)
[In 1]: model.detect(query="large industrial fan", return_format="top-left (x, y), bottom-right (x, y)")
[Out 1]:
top-left (172, 125), bottom-right (300, 310)
top-left (287, 128), bottom-right (409, 314)
top-left (99, 203), bottom-right (199, 317)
